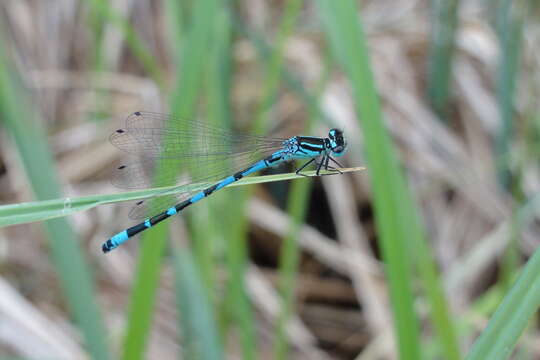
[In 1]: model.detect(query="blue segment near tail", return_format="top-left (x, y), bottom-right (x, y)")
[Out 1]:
top-left (102, 230), bottom-right (129, 253)
top-left (103, 112), bottom-right (348, 253)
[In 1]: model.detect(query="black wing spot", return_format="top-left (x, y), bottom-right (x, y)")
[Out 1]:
top-left (116, 129), bottom-right (125, 133)
top-left (136, 200), bottom-right (144, 205)
top-left (134, 111), bottom-right (142, 116)
top-left (117, 165), bottom-right (126, 169)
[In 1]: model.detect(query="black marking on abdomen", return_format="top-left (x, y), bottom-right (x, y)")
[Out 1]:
top-left (126, 222), bottom-right (150, 237)
top-left (103, 240), bottom-right (114, 253)
top-left (150, 212), bottom-right (169, 225)
top-left (176, 199), bottom-right (192, 212)
top-left (204, 184), bottom-right (218, 197)
top-left (233, 171), bottom-right (244, 180)
top-left (123, 199), bottom-right (194, 240)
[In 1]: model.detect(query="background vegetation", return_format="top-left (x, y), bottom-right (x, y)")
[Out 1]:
top-left (0, 1), bottom-right (539, 359)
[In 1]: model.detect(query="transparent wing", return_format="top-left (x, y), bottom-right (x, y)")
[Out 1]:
top-left (115, 148), bottom-right (280, 220)
top-left (110, 111), bottom-right (288, 219)
top-left (110, 111), bottom-right (286, 158)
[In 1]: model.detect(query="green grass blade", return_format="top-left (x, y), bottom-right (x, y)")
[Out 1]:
top-left (252, 0), bottom-right (304, 132)
top-left (315, 2), bottom-right (421, 358)
top-left (465, 194), bottom-right (540, 359)
top-left (179, 6), bottom-right (235, 326)
top-left (173, 248), bottom-right (223, 360)
top-left (121, 223), bottom-right (168, 360)
top-left (426, 0), bottom-right (459, 119)
top-left (273, 178), bottom-right (312, 359)
top-left (194, 2), bottom-right (232, 344)
top-left (221, 188), bottom-right (256, 358)
top-left (0, 33), bottom-right (109, 360)
top-left (121, 1), bottom-right (225, 358)
top-left (494, 0), bottom-right (523, 189)
top-left (273, 50), bottom-right (331, 359)
top-left (409, 207), bottom-right (462, 359)
top-left (315, 1), bottom-right (460, 358)
top-left (232, 18), bottom-right (332, 127)
top-left (0, 169), bottom-right (364, 228)
top-left (221, 3), bottom-right (305, 358)
top-left (85, 0), bottom-right (165, 87)
top-left (467, 250), bottom-right (540, 358)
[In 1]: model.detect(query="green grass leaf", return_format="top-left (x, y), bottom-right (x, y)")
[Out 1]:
top-left (315, 2), bottom-right (422, 358)
top-left (121, 1), bottom-right (230, 356)
top-left (427, 0), bottom-right (459, 119)
top-left (0, 30), bottom-right (110, 360)
top-left (85, 0), bottom-right (165, 87)
top-left (273, 174), bottom-right (312, 359)
top-left (466, 246), bottom-right (540, 359)
top-left (0, 169), bottom-right (363, 228)
top-left (494, 0), bottom-right (523, 189)
top-left (221, 2), bottom-right (306, 358)
top-left (173, 248), bottom-right (223, 360)
top-left (465, 194), bottom-right (540, 360)
top-left (315, 1), bottom-right (460, 358)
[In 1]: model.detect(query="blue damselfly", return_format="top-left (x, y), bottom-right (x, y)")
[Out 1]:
top-left (103, 111), bottom-right (347, 252)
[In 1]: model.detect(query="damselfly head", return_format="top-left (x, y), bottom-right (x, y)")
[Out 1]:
top-left (328, 128), bottom-right (347, 157)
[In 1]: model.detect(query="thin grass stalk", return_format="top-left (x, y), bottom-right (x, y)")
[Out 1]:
top-left (219, 1), bottom-right (305, 358)
top-left (273, 50), bottom-right (332, 358)
top-left (494, 0), bottom-right (523, 189)
top-left (173, 248), bottom-right (223, 360)
top-left (189, 9), bottom-right (233, 297)
top-left (221, 189), bottom-right (257, 359)
top-left (0, 169), bottom-right (363, 228)
top-left (316, 1), bottom-right (423, 358)
top-left (426, 0), bottom-right (459, 120)
top-left (231, 11), bottom-right (343, 129)
top-left (493, 2), bottom-right (525, 314)
top-left (201, 2), bottom-right (233, 337)
top-left (120, 0), bottom-right (219, 358)
top-left (85, 0), bottom-right (165, 87)
top-left (273, 179), bottom-right (311, 359)
top-left (0, 33), bottom-right (110, 360)
top-left (318, 2), bottom-right (463, 357)
top-left (466, 195), bottom-right (540, 360)
top-left (183, 4), bottom-right (236, 344)
top-left (252, 0), bottom-right (304, 133)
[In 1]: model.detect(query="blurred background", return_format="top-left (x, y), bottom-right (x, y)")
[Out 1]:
top-left (0, 0), bottom-right (539, 359)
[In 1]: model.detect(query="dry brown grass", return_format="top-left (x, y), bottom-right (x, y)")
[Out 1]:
top-left (0, 1), bottom-right (539, 359)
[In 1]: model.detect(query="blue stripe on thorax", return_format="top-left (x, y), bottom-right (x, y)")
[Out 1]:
top-left (293, 136), bottom-right (326, 158)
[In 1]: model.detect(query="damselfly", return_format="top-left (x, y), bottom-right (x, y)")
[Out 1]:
top-left (102, 111), bottom-right (348, 253)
